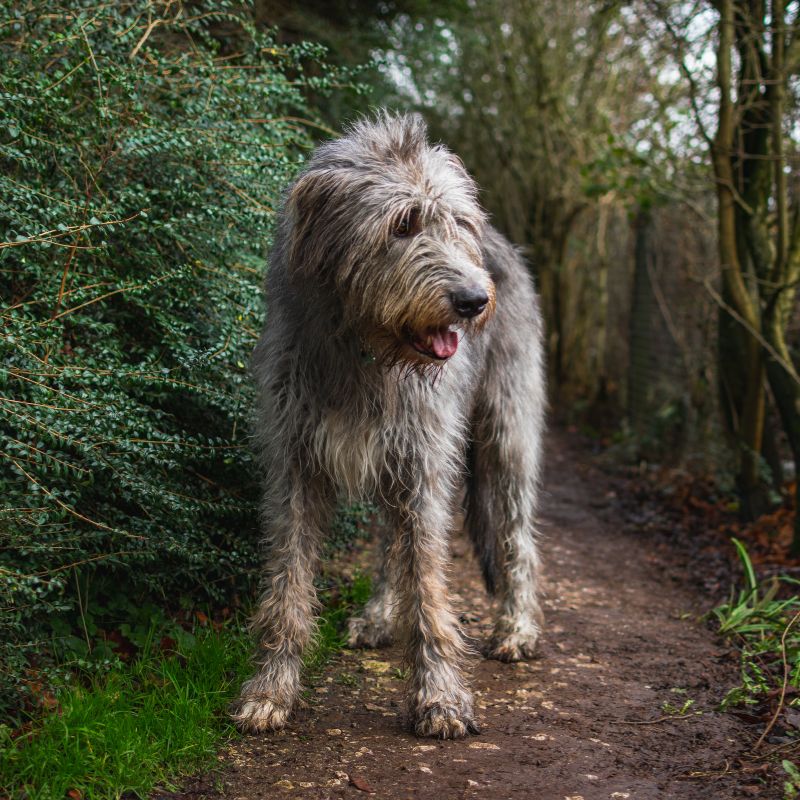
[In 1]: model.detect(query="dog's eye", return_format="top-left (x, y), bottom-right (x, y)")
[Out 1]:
top-left (393, 209), bottom-right (419, 238)
top-left (394, 218), bottom-right (410, 236)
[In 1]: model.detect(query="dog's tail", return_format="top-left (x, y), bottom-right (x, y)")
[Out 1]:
top-left (463, 440), bottom-right (501, 595)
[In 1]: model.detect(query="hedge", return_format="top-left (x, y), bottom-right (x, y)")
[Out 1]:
top-left (0, 0), bottom-right (357, 718)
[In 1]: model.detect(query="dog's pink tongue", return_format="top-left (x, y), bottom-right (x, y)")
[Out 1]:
top-left (430, 328), bottom-right (458, 359)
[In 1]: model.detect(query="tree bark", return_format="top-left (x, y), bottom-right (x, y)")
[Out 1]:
top-left (763, 0), bottom-right (800, 551)
top-left (628, 206), bottom-right (656, 432)
top-left (712, 0), bottom-right (767, 518)
top-left (763, 319), bottom-right (800, 553)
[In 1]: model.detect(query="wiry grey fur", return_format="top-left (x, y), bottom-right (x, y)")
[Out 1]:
top-left (232, 113), bottom-right (546, 739)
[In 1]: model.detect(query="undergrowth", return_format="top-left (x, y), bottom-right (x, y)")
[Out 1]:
top-left (1, 573), bottom-right (370, 800)
top-left (0, 626), bottom-right (251, 800)
top-left (714, 539), bottom-right (800, 711)
top-left (713, 538), bottom-right (800, 796)
top-left (0, 0), bottom-right (362, 718)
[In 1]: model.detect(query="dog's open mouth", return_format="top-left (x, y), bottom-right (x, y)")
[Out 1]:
top-left (409, 326), bottom-right (459, 360)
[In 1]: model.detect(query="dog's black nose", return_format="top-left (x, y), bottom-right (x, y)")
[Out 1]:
top-left (451, 287), bottom-right (489, 319)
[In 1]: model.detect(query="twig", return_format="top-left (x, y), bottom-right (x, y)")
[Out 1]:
top-left (610, 712), bottom-right (697, 725)
top-left (698, 276), bottom-right (800, 387)
top-left (646, 249), bottom-right (690, 374)
top-left (647, 0), bottom-right (713, 147)
top-left (45, 283), bottom-right (144, 323)
top-left (219, 178), bottom-right (274, 213)
top-left (0, 551), bottom-right (147, 579)
top-left (74, 568), bottom-right (92, 653)
top-left (678, 760), bottom-right (732, 780)
top-left (43, 56), bottom-right (91, 93)
top-left (130, 18), bottom-right (162, 59)
top-left (0, 210), bottom-right (142, 250)
top-left (754, 609), bottom-right (800, 749)
top-left (2, 453), bottom-right (144, 538)
top-left (244, 115), bottom-right (340, 137)
top-left (80, 21), bottom-right (104, 105)
top-left (52, 233), bottom-right (80, 319)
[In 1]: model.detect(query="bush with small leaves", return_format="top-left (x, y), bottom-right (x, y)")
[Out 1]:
top-left (0, 0), bottom-right (359, 718)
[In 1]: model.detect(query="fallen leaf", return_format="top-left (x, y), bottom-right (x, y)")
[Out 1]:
top-left (361, 659), bottom-right (390, 674)
top-left (784, 708), bottom-right (800, 729)
top-left (349, 773), bottom-right (376, 793)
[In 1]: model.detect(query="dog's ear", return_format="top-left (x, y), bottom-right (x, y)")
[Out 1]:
top-left (284, 168), bottom-right (341, 279)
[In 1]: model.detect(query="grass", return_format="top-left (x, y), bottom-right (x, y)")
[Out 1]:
top-left (305, 571), bottom-right (372, 678)
top-left (713, 538), bottom-right (800, 711)
top-left (785, 760), bottom-right (800, 799)
top-left (1, 573), bottom-right (372, 800)
top-left (1, 627), bottom-right (251, 800)
top-left (713, 538), bottom-right (800, 798)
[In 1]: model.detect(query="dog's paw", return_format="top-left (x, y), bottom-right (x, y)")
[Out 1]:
top-left (412, 702), bottom-right (481, 739)
top-left (346, 615), bottom-right (394, 649)
top-left (487, 630), bottom-right (539, 662)
top-left (230, 696), bottom-right (290, 733)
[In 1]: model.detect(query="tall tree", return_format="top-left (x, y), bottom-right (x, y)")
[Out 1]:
top-left (657, 0), bottom-right (800, 537)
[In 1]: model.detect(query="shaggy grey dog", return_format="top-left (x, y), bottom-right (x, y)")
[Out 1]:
top-left (233, 112), bottom-right (546, 740)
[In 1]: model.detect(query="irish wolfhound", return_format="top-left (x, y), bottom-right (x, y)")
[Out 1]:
top-left (233, 112), bottom-right (545, 739)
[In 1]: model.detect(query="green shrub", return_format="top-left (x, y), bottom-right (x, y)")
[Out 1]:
top-left (0, 0), bottom-right (358, 718)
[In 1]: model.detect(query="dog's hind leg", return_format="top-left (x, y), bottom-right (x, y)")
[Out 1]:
top-left (466, 339), bottom-right (546, 662)
top-left (232, 466), bottom-right (333, 733)
top-left (347, 527), bottom-right (397, 648)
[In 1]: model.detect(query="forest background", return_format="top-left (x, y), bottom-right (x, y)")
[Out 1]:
top-left (1, 0), bottom-right (799, 796)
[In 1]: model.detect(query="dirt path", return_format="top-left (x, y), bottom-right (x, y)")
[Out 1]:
top-left (190, 434), bottom-right (765, 799)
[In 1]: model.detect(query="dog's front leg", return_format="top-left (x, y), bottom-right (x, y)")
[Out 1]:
top-left (232, 467), bottom-right (333, 733)
top-left (389, 478), bottom-right (478, 739)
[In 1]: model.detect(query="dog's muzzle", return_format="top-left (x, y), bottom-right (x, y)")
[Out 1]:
top-left (451, 286), bottom-right (489, 319)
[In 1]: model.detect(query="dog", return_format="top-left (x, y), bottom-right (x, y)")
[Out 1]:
top-left (232, 112), bottom-right (546, 739)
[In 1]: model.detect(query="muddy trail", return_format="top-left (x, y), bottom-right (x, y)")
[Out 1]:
top-left (182, 434), bottom-right (769, 799)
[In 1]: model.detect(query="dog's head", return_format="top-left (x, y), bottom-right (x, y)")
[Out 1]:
top-left (283, 111), bottom-right (495, 368)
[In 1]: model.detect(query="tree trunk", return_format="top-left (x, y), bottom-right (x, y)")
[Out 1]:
top-left (627, 206), bottom-right (656, 433)
top-left (712, 0), bottom-right (768, 519)
top-left (529, 206), bottom-right (579, 390)
top-left (763, 317), bottom-right (800, 554)
top-left (763, 0), bottom-right (800, 550)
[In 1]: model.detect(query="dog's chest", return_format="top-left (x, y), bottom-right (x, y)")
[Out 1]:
top-left (312, 407), bottom-right (389, 499)
top-left (310, 369), bottom-right (470, 499)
